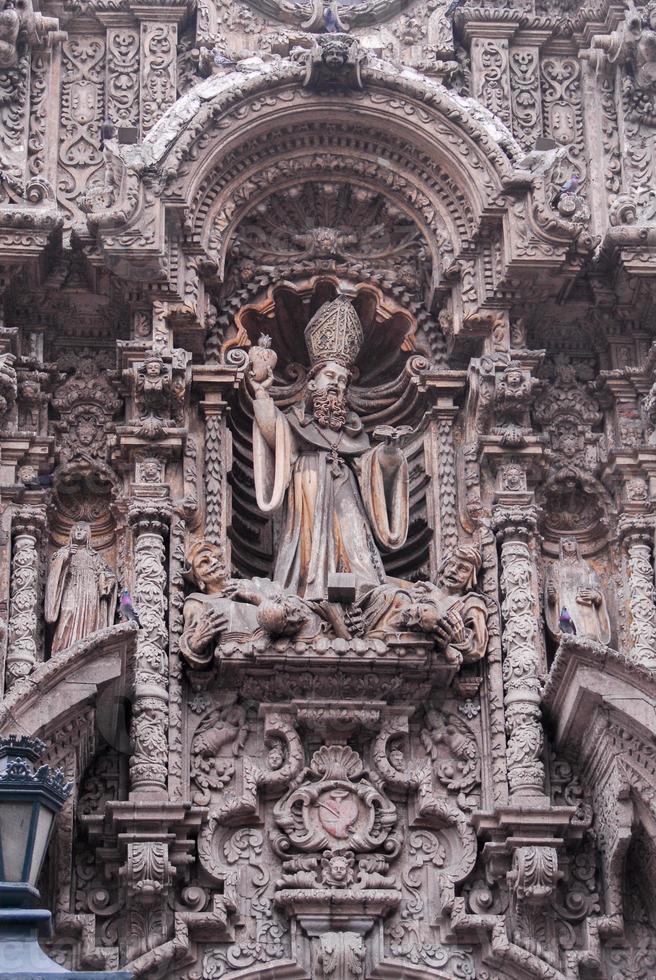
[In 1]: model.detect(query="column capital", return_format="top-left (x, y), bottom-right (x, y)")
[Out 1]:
top-left (491, 503), bottom-right (541, 541)
top-left (12, 505), bottom-right (47, 539)
top-left (128, 497), bottom-right (172, 536)
top-left (619, 514), bottom-right (655, 545)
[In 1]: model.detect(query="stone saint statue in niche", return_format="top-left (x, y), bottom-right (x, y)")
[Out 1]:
top-left (179, 298), bottom-right (490, 669)
top-left (44, 522), bottom-right (118, 654)
top-left (249, 295), bottom-right (409, 602)
top-left (544, 537), bottom-right (611, 645)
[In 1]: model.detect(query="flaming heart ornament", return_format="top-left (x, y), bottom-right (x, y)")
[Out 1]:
top-left (248, 333), bottom-right (278, 383)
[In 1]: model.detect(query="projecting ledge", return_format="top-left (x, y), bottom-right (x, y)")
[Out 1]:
top-left (542, 634), bottom-right (656, 752)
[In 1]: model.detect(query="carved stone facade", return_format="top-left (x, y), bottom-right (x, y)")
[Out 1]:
top-left (2, 0), bottom-right (656, 978)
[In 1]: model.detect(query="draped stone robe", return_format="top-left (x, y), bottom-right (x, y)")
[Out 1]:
top-left (544, 552), bottom-right (611, 645)
top-left (45, 544), bottom-right (117, 654)
top-left (253, 398), bottom-right (409, 601)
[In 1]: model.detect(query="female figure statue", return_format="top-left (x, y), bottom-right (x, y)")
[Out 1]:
top-left (544, 537), bottom-right (611, 645)
top-left (45, 522), bottom-right (117, 654)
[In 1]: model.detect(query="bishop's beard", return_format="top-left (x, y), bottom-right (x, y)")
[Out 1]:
top-left (311, 387), bottom-right (348, 431)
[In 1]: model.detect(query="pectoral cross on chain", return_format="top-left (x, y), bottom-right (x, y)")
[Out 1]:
top-left (328, 435), bottom-right (344, 478)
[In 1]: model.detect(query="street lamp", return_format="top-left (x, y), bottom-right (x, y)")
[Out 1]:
top-left (0, 735), bottom-right (70, 912)
top-left (0, 735), bottom-right (132, 979)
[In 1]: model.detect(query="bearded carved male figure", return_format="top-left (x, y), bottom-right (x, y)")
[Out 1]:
top-left (44, 521), bottom-right (118, 654)
top-left (249, 296), bottom-right (409, 603)
top-left (180, 297), bottom-right (490, 670)
top-left (180, 539), bottom-right (325, 668)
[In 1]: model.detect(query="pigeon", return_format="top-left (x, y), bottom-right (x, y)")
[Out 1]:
top-left (551, 174), bottom-right (581, 208)
top-left (119, 588), bottom-right (141, 627)
top-left (558, 606), bottom-right (577, 635)
top-left (100, 120), bottom-right (116, 150)
top-left (323, 5), bottom-right (340, 31)
top-left (22, 473), bottom-right (54, 490)
top-left (213, 50), bottom-right (236, 68)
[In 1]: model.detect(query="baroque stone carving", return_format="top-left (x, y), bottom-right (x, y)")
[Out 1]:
top-left (301, 34), bottom-right (366, 90)
top-left (0, 0), bottom-right (59, 72)
top-left (248, 296), bottom-right (409, 601)
top-left (6, 1), bottom-right (656, 975)
top-left (584, 4), bottom-right (656, 126)
top-left (544, 537), bottom-right (611, 646)
top-left (45, 522), bottom-right (118, 655)
top-left (7, 507), bottom-right (45, 691)
top-left (191, 692), bottom-right (248, 804)
top-left (51, 350), bottom-right (121, 463)
top-left (494, 509), bottom-right (545, 798)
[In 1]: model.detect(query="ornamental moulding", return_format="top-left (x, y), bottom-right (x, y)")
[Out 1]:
top-left (85, 59), bottom-right (589, 320)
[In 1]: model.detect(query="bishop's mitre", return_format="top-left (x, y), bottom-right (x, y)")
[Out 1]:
top-left (304, 295), bottom-right (364, 369)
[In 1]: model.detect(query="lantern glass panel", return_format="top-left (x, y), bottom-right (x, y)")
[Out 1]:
top-left (26, 804), bottom-right (55, 887)
top-left (0, 801), bottom-right (35, 882)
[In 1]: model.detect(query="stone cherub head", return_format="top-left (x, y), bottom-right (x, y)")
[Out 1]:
top-left (321, 850), bottom-right (355, 888)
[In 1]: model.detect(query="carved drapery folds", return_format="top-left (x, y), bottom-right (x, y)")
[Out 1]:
top-left (8, 0), bottom-right (656, 975)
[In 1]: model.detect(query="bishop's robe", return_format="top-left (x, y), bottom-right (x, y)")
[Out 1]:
top-left (252, 397), bottom-right (409, 602)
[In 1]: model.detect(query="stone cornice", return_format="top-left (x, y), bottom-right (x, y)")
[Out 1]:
top-left (543, 634), bottom-right (656, 751)
top-left (0, 622), bottom-right (137, 734)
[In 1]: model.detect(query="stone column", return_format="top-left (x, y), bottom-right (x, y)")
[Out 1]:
top-left (202, 401), bottom-right (228, 547)
top-left (196, 379), bottom-right (234, 553)
top-left (621, 520), bottom-right (656, 669)
top-left (128, 499), bottom-right (171, 797)
top-left (6, 507), bottom-right (45, 692)
top-left (434, 415), bottom-right (459, 554)
top-left (493, 506), bottom-right (546, 799)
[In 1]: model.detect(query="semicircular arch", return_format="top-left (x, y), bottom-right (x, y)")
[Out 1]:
top-left (144, 63), bottom-right (521, 281)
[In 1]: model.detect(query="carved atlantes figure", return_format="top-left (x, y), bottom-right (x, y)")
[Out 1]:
top-left (45, 522), bottom-right (118, 654)
top-left (249, 296), bottom-right (409, 602)
top-left (545, 537), bottom-right (611, 645)
top-left (363, 545), bottom-right (488, 665)
top-left (136, 352), bottom-right (171, 419)
top-left (180, 540), bottom-right (325, 668)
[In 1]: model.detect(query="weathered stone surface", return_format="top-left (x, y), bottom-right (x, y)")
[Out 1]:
top-left (3, 0), bottom-right (656, 976)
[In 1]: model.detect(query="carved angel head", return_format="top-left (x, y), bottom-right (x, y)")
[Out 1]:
top-left (321, 849), bottom-right (355, 888)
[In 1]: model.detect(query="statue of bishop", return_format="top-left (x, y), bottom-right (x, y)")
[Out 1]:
top-left (249, 296), bottom-right (409, 602)
top-left (45, 521), bottom-right (118, 654)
